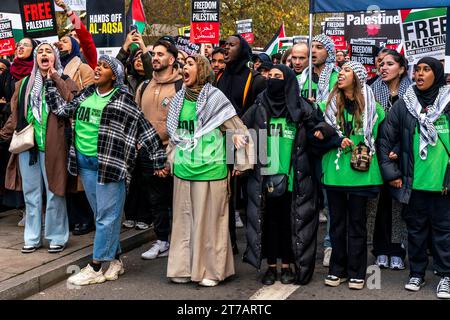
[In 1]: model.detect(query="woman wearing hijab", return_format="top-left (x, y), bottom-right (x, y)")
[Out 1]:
top-left (370, 49), bottom-right (411, 270)
top-left (58, 35), bottom-right (96, 236)
top-left (379, 57), bottom-right (450, 299)
top-left (318, 61), bottom-right (385, 290)
top-left (45, 55), bottom-right (167, 286)
top-left (166, 55), bottom-right (253, 287)
top-left (0, 43), bottom-right (78, 253)
top-left (59, 35), bottom-right (95, 91)
top-left (242, 65), bottom-right (318, 285)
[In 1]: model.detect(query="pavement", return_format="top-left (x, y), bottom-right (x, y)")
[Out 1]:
top-left (26, 218), bottom-right (440, 301)
top-left (0, 209), bottom-right (155, 300)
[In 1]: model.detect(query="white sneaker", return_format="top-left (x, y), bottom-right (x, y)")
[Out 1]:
top-left (199, 278), bottom-right (219, 287)
top-left (141, 240), bottom-right (169, 260)
top-left (235, 211), bottom-right (244, 228)
top-left (437, 277), bottom-right (450, 299)
top-left (323, 247), bottom-right (332, 267)
top-left (319, 209), bottom-right (328, 223)
top-left (135, 222), bottom-right (150, 230)
top-left (405, 277), bottom-right (426, 292)
top-left (375, 255), bottom-right (389, 269)
top-left (104, 259), bottom-right (124, 281)
top-left (122, 220), bottom-right (136, 228)
top-left (170, 277), bottom-right (191, 284)
top-left (389, 256), bottom-right (405, 270)
top-left (18, 214), bottom-right (26, 227)
top-left (67, 264), bottom-right (106, 286)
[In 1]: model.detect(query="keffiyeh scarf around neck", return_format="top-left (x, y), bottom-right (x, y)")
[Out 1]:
top-left (297, 63), bottom-right (338, 103)
top-left (403, 85), bottom-right (450, 160)
top-left (24, 43), bottom-right (63, 124)
top-left (371, 76), bottom-right (412, 112)
top-left (167, 83), bottom-right (237, 150)
top-left (324, 85), bottom-right (378, 170)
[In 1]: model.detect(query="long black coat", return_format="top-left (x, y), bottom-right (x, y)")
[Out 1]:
top-left (378, 98), bottom-right (450, 204)
top-left (241, 98), bottom-right (319, 285)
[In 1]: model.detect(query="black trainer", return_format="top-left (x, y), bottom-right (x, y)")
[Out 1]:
top-left (262, 267), bottom-right (277, 285)
top-left (48, 245), bottom-right (66, 253)
top-left (21, 245), bottom-right (41, 253)
top-left (280, 267), bottom-right (295, 284)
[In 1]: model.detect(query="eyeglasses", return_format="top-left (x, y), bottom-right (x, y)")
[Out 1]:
top-left (16, 42), bottom-right (32, 48)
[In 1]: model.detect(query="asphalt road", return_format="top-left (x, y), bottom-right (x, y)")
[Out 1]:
top-left (27, 221), bottom-right (441, 301)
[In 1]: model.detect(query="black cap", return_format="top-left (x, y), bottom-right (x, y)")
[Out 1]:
top-left (158, 35), bottom-right (176, 46)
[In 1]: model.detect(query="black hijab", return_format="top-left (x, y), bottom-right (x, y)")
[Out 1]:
top-left (413, 57), bottom-right (446, 108)
top-left (260, 64), bottom-right (302, 122)
top-left (216, 34), bottom-right (252, 115)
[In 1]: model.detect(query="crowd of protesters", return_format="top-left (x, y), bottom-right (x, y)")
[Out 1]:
top-left (0, 0), bottom-right (449, 299)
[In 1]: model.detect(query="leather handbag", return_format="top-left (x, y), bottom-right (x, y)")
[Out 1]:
top-left (8, 123), bottom-right (35, 154)
top-left (350, 142), bottom-right (372, 172)
top-left (264, 174), bottom-right (288, 198)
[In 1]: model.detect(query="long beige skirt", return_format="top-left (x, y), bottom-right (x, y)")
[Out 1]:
top-left (167, 176), bottom-right (235, 282)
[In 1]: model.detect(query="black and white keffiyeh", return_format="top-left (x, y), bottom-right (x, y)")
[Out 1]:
top-left (324, 61), bottom-right (378, 169)
top-left (371, 76), bottom-right (412, 111)
top-left (24, 42), bottom-right (63, 124)
top-left (403, 84), bottom-right (450, 160)
top-left (297, 34), bottom-right (339, 103)
top-left (167, 83), bottom-right (237, 150)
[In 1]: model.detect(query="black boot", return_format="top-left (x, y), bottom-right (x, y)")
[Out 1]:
top-left (262, 267), bottom-right (277, 285)
top-left (280, 267), bottom-right (295, 284)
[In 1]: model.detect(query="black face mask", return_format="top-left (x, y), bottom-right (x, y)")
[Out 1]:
top-left (267, 78), bottom-right (285, 97)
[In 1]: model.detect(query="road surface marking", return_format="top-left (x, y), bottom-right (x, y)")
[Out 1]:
top-left (249, 282), bottom-right (300, 300)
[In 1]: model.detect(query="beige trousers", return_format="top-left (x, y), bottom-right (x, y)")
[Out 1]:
top-left (167, 176), bottom-right (235, 282)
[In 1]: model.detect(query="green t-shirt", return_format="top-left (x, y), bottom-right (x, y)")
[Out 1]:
top-left (174, 99), bottom-right (228, 181)
top-left (299, 70), bottom-right (338, 101)
top-left (75, 88), bottom-right (117, 157)
top-left (263, 117), bottom-right (297, 192)
top-left (27, 89), bottom-right (48, 152)
top-left (413, 115), bottom-right (450, 192)
top-left (319, 102), bottom-right (385, 187)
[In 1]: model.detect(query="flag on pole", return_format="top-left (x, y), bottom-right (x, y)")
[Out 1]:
top-left (126, 0), bottom-right (147, 33)
top-left (264, 23), bottom-right (286, 56)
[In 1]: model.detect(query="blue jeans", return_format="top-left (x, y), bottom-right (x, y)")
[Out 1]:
top-left (76, 152), bottom-right (125, 261)
top-left (322, 189), bottom-right (332, 249)
top-left (19, 151), bottom-right (68, 246)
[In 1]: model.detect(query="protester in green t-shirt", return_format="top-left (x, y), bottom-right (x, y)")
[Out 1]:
top-left (317, 61), bottom-right (385, 290)
top-left (379, 57), bottom-right (450, 299)
top-left (0, 42), bottom-right (78, 255)
top-left (166, 55), bottom-right (253, 287)
top-left (47, 55), bottom-right (167, 287)
top-left (241, 65), bottom-right (318, 286)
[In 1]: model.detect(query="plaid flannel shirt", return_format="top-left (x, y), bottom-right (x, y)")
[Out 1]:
top-left (45, 82), bottom-right (166, 184)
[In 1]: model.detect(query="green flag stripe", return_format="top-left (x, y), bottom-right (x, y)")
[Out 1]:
top-left (403, 8), bottom-right (447, 23)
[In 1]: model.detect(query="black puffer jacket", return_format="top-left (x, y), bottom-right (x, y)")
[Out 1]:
top-left (378, 99), bottom-right (450, 204)
top-left (241, 98), bottom-right (319, 285)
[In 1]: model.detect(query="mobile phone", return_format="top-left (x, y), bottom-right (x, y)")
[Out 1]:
top-left (129, 24), bottom-right (138, 33)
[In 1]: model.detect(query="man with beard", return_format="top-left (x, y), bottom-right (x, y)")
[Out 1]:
top-left (211, 47), bottom-right (226, 84)
top-left (335, 50), bottom-right (346, 68)
top-left (123, 39), bottom-right (183, 260)
top-left (291, 42), bottom-right (309, 77)
top-left (216, 35), bottom-right (266, 254)
top-left (297, 34), bottom-right (339, 103)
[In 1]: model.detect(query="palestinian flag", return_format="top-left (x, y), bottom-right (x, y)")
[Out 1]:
top-left (264, 23), bottom-right (286, 56)
top-left (126, 0), bottom-right (147, 33)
